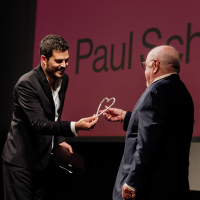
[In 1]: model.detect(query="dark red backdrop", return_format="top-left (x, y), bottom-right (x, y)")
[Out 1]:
top-left (33, 0), bottom-right (200, 136)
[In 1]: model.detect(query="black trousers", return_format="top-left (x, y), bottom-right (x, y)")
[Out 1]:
top-left (2, 159), bottom-right (47, 200)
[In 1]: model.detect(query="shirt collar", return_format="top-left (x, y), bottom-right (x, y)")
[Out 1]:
top-left (54, 78), bottom-right (62, 92)
top-left (147, 72), bottom-right (178, 87)
top-left (46, 77), bottom-right (62, 92)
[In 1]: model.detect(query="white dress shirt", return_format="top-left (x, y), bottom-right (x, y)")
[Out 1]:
top-left (47, 77), bottom-right (78, 149)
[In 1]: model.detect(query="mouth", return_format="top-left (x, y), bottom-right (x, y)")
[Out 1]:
top-left (57, 70), bottom-right (64, 75)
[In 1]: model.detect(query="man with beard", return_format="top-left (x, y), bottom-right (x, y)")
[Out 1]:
top-left (101, 45), bottom-right (194, 200)
top-left (2, 35), bottom-right (98, 200)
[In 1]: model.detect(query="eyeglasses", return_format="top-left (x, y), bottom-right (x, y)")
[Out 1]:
top-left (141, 59), bottom-right (154, 70)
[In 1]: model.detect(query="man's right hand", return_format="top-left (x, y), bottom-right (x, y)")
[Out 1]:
top-left (75, 115), bottom-right (98, 131)
top-left (99, 106), bottom-right (127, 122)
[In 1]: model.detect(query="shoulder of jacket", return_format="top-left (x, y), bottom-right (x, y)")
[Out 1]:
top-left (15, 69), bottom-right (38, 88)
top-left (62, 73), bottom-right (69, 85)
top-left (63, 72), bottom-right (69, 80)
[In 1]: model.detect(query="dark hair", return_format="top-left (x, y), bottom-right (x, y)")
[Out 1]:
top-left (40, 35), bottom-right (69, 60)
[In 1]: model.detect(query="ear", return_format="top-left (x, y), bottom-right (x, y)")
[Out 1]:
top-left (41, 55), bottom-right (47, 65)
top-left (153, 59), bottom-right (159, 74)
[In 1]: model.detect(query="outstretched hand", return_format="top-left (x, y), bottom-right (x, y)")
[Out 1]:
top-left (75, 115), bottom-right (98, 131)
top-left (99, 106), bottom-right (127, 122)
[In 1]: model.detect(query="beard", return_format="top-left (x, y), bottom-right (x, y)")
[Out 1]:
top-left (45, 63), bottom-right (56, 79)
top-left (45, 63), bottom-right (65, 80)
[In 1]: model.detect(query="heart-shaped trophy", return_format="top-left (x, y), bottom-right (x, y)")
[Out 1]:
top-left (96, 97), bottom-right (116, 117)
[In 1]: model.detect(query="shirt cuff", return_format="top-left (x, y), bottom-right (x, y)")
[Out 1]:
top-left (70, 122), bottom-right (78, 137)
top-left (125, 183), bottom-right (135, 191)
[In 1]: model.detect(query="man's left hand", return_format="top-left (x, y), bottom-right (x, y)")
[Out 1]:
top-left (122, 184), bottom-right (135, 200)
top-left (59, 142), bottom-right (73, 154)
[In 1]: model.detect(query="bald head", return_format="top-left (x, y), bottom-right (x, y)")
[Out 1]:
top-left (147, 45), bottom-right (180, 73)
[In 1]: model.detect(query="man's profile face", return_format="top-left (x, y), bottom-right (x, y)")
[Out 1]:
top-left (145, 55), bottom-right (154, 87)
top-left (45, 49), bottom-right (69, 79)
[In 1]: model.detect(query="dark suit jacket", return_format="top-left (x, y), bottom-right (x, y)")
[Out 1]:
top-left (2, 64), bottom-right (75, 170)
top-left (113, 74), bottom-right (194, 200)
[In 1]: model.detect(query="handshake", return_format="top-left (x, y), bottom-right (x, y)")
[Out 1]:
top-left (75, 106), bottom-right (126, 131)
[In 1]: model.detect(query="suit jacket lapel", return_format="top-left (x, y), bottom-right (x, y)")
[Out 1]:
top-left (36, 64), bottom-right (55, 120)
top-left (58, 81), bottom-right (65, 121)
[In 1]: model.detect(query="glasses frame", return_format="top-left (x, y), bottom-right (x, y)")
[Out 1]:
top-left (142, 58), bottom-right (179, 71)
top-left (141, 59), bottom-right (155, 70)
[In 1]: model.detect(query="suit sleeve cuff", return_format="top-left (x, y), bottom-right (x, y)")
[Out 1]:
top-left (70, 122), bottom-right (78, 137)
top-left (125, 183), bottom-right (135, 191)
top-left (123, 111), bottom-right (132, 131)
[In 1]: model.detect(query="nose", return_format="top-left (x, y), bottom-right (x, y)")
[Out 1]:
top-left (60, 61), bottom-right (67, 68)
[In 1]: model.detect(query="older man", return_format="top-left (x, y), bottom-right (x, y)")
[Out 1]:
top-left (102, 45), bottom-right (194, 200)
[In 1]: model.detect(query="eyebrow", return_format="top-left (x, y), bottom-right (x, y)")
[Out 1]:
top-left (54, 57), bottom-right (69, 61)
